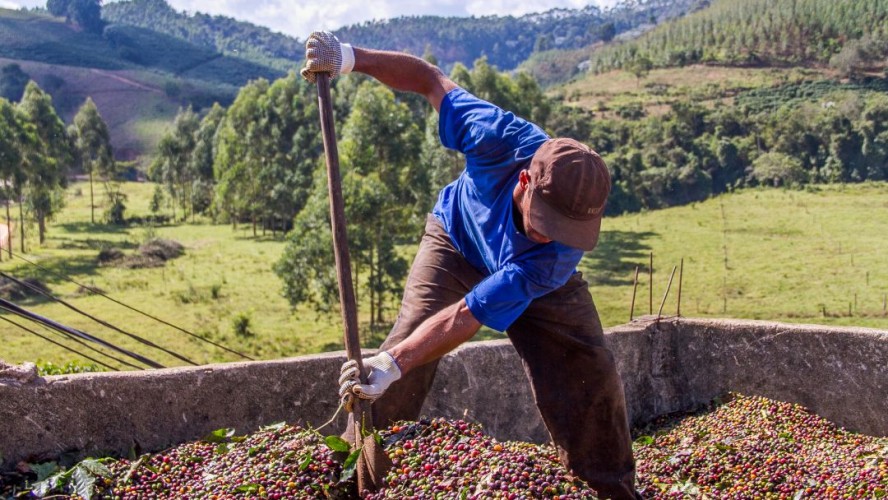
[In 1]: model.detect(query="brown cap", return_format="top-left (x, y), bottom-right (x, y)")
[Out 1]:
top-left (527, 138), bottom-right (611, 251)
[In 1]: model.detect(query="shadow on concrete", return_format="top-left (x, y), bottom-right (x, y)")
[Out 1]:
top-left (581, 229), bottom-right (656, 286)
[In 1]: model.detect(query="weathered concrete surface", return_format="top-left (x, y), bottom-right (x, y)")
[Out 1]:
top-left (615, 317), bottom-right (888, 437)
top-left (2, 318), bottom-right (886, 471)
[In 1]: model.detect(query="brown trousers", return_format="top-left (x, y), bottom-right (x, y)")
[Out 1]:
top-left (373, 215), bottom-right (640, 499)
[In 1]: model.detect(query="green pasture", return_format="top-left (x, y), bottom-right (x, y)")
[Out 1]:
top-left (1, 181), bottom-right (886, 371)
top-left (556, 65), bottom-right (829, 118)
top-left (583, 183), bottom-right (888, 329)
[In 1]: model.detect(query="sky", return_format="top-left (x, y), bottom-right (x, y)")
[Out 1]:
top-left (1, 0), bottom-right (621, 40)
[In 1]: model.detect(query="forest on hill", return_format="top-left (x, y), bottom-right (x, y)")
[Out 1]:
top-left (102, 0), bottom-right (704, 73)
top-left (102, 0), bottom-right (300, 71)
top-left (587, 0), bottom-right (888, 72)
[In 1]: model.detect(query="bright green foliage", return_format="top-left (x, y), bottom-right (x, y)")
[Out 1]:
top-left (17, 81), bottom-right (71, 244)
top-left (188, 103), bottom-right (225, 216)
top-left (151, 106), bottom-right (199, 221)
top-left (449, 58), bottom-right (551, 130)
top-left (36, 359), bottom-right (101, 375)
top-left (214, 73), bottom-right (320, 233)
top-left (70, 97), bottom-right (114, 223)
top-left (0, 98), bottom-right (24, 186)
top-left (578, 86), bottom-right (888, 213)
top-left (751, 152), bottom-right (805, 187)
top-left (274, 171), bottom-right (338, 315)
top-left (277, 82), bottom-right (422, 329)
top-left (589, 0), bottom-right (888, 72)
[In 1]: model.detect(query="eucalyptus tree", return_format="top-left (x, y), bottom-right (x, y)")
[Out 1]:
top-left (0, 98), bottom-right (28, 256)
top-left (214, 80), bottom-right (267, 232)
top-left (70, 97), bottom-right (114, 223)
top-left (17, 82), bottom-right (71, 245)
top-left (214, 73), bottom-right (320, 234)
top-left (189, 103), bottom-right (225, 218)
top-left (277, 81), bottom-right (422, 329)
top-left (151, 106), bottom-right (199, 221)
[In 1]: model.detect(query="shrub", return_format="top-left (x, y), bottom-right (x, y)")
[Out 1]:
top-left (231, 311), bottom-right (254, 337)
top-left (36, 359), bottom-right (101, 376)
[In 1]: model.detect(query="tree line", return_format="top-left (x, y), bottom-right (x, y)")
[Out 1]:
top-left (0, 80), bottom-right (116, 251)
top-left (589, 86), bottom-right (888, 213)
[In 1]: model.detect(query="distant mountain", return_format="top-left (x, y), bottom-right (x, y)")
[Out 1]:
top-left (585, 0), bottom-right (888, 73)
top-left (103, 0), bottom-right (301, 71)
top-left (0, 7), bottom-right (286, 161)
top-left (104, 0), bottom-right (703, 73)
top-left (337, 0), bottom-right (705, 71)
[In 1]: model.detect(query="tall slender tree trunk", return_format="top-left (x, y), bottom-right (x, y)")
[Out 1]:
top-left (6, 197), bottom-right (12, 258)
top-left (188, 181), bottom-right (195, 224)
top-left (369, 245), bottom-right (376, 331)
top-left (89, 169), bottom-right (95, 224)
top-left (38, 213), bottom-right (46, 244)
top-left (375, 244), bottom-right (384, 324)
top-left (252, 214), bottom-right (257, 237)
top-left (18, 197), bottom-right (25, 254)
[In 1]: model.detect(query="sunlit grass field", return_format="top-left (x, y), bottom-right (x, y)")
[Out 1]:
top-left (556, 65), bottom-right (831, 118)
top-left (2, 181), bottom-right (886, 371)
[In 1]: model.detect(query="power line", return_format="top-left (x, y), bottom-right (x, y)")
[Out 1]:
top-left (0, 315), bottom-right (119, 372)
top-left (8, 251), bottom-right (254, 361)
top-left (0, 298), bottom-right (164, 369)
top-left (5, 310), bottom-right (144, 370)
top-left (0, 272), bottom-right (197, 366)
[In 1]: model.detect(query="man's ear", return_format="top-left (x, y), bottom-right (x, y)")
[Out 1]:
top-left (518, 169), bottom-right (530, 190)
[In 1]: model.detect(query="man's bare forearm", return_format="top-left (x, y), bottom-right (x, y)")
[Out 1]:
top-left (353, 47), bottom-right (458, 112)
top-left (387, 299), bottom-right (481, 374)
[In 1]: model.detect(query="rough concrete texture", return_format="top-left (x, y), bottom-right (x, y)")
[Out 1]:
top-left (2, 318), bottom-right (886, 471)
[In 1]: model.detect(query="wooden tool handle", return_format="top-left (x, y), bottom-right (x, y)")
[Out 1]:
top-left (316, 72), bottom-right (370, 421)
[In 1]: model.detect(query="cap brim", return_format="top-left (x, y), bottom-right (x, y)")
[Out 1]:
top-left (528, 190), bottom-right (602, 251)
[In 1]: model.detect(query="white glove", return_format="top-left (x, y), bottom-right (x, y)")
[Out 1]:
top-left (338, 351), bottom-right (402, 411)
top-left (300, 31), bottom-right (355, 83)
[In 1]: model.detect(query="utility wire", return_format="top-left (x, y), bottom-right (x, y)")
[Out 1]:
top-left (0, 315), bottom-right (119, 371)
top-left (8, 251), bottom-right (254, 361)
top-left (3, 309), bottom-right (143, 370)
top-left (0, 272), bottom-right (197, 366)
top-left (0, 298), bottom-right (164, 368)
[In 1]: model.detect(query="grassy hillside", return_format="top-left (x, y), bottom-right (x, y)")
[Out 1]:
top-left (2, 182), bottom-right (885, 370)
top-left (555, 64), bottom-right (831, 118)
top-left (0, 7), bottom-right (288, 162)
top-left (582, 183), bottom-right (888, 329)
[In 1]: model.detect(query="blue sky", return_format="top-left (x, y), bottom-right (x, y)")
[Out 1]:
top-left (1, 0), bottom-right (621, 40)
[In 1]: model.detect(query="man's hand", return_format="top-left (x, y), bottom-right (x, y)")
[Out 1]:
top-left (338, 351), bottom-right (402, 411)
top-left (300, 31), bottom-right (355, 83)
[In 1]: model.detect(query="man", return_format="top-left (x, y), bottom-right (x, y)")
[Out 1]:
top-left (302, 32), bottom-right (641, 499)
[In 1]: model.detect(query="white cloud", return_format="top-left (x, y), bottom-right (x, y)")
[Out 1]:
top-left (3, 0), bottom-right (622, 39)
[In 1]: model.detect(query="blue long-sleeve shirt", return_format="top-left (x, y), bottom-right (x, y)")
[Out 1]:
top-left (432, 88), bottom-right (584, 331)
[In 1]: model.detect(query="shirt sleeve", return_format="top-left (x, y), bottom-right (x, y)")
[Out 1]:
top-left (465, 263), bottom-right (565, 332)
top-left (438, 88), bottom-right (547, 171)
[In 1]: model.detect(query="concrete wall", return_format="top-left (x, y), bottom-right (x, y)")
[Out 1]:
top-left (2, 317), bottom-right (886, 471)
